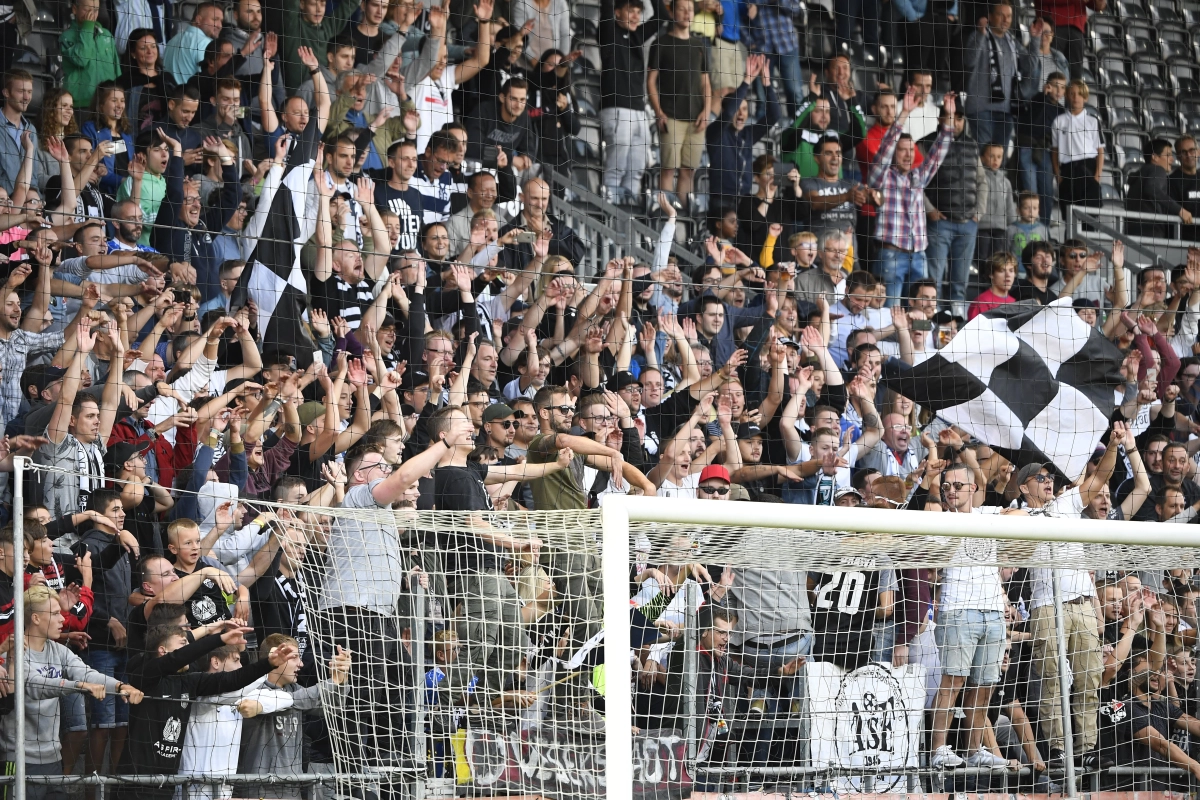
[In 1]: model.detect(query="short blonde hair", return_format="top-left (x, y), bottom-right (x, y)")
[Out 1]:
top-left (24, 585), bottom-right (58, 625)
top-left (1067, 79), bottom-right (1089, 100)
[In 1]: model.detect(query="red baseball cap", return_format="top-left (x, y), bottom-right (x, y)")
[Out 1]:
top-left (698, 464), bottom-right (731, 484)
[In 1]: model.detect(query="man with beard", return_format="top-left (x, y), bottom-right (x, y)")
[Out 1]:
top-left (1103, 651), bottom-right (1200, 790)
top-left (1133, 442), bottom-right (1200, 521)
top-left (150, 131), bottom-right (241, 305)
top-left (857, 411), bottom-right (927, 480)
top-left (195, 77), bottom-right (255, 177)
top-left (1012, 240), bottom-right (1059, 304)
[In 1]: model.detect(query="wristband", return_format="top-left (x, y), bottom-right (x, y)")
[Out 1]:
top-left (309, 67), bottom-right (320, 75)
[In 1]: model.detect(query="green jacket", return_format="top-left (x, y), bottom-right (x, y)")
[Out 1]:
top-left (326, 92), bottom-right (411, 159)
top-left (781, 96), bottom-right (866, 178)
top-left (274, 0), bottom-right (361, 92)
top-left (59, 21), bottom-right (120, 107)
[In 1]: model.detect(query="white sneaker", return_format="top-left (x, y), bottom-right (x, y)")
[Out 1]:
top-left (931, 745), bottom-right (964, 769)
top-left (965, 747), bottom-right (1009, 768)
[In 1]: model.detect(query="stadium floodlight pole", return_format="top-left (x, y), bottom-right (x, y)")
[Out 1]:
top-left (12, 456), bottom-right (24, 800)
top-left (1051, 569), bottom-right (1079, 798)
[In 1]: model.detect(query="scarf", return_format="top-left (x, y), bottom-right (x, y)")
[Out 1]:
top-left (75, 437), bottom-right (104, 513)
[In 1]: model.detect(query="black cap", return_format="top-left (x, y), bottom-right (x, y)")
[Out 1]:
top-left (933, 310), bottom-right (966, 327)
top-left (1072, 297), bottom-right (1099, 309)
top-left (607, 370), bottom-right (641, 391)
top-left (400, 368), bottom-right (431, 392)
top-left (104, 440), bottom-right (150, 476)
top-left (380, 313), bottom-right (397, 329)
top-left (777, 336), bottom-right (801, 349)
top-left (737, 422), bottom-right (763, 440)
top-left (22, 364), bottom-right (65, 398)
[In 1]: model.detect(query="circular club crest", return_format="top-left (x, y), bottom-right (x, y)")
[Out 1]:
top-left (833, 663), bottom-right (912, 792)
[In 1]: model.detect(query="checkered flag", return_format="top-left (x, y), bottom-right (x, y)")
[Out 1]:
top-left (881, 298), bottom-right (1126, 481)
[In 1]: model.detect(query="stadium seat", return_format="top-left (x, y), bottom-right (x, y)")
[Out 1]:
top-left (1114, 130), bottom-right (1148, 165)
top-left (1126, 20), bottom-right (1160, 57)
top-left (1100, 56), bottom-right (1133, 88)
top-left (1116, 0), bottom-right (1151, 18)
top-left (1159, 24), bottom-right (1193, 61)
top-left (1151, 0), bottom-right (1184, 22)
top-left (1133, 58), bottom-right (1170, 92)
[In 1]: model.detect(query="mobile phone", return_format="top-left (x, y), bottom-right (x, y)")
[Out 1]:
top-left (514, 230), bottom-right (538, 244)
top-left (172, 288), bottom-right (189, 303)
top-left (108, 139), bottom-right (127, 155)
top-left (912, 319), bottom-right (933, 331)
top-left (235, 106), bottom-right (246, 119)
top-left (774, 161), bottom-right (795, 178)
top-left (481, 144), bottom-right (500, 169)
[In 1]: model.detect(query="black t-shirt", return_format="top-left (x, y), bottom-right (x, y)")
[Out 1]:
top-left (127, 600), bottom-right (150, 653)
top-left (1101, 693), bottom-right (1185, 789)
top-left (1011, 278), bottom-right (1058, 305)
top-left (250, 558), bottom-right (309, 662)
top-left (310, 274), bottom-right (374, 330)
top-left (810, 558), bottom-right (891, 671)
top-left (375, 181), bottom-right (423, 251)
top-left (176, 560), bottom-right (232, 628)
top-left (433, 462), bottom-right (498, 575)
top-left (287, 441), bottom-right (331, 493)
top-left (351, 25), bottom-right (386, 66)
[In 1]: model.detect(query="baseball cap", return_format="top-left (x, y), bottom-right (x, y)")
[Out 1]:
top-left (835, 486), bottom-right (864, 502)
top-left (22, 364), bottom-right (65, 398)
top-left (698, 464), bottom-right (731, 484)
top-left (607, 370), bottom-right (641, 391)
top-left (400, 368), bottom-right (431, 392)
top-left (1072, 297), bottom-right (1099, 310)
top-left (1017, 461), bottom-right (1055, 485)
top-left (483, 403), bottom-right (515, 423)
top-left (104, 440), bottom-right (150, 475)
top-left (777, 337), bottom-right (801, 349)
top-left (379, 313), bottom-right (397, 330)
top-left (737, 423), bottom-right (763, 440)
top-left (297, 401), bottom-right (326, 427)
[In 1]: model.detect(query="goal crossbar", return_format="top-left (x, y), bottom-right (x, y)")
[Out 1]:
top-left (601, 495), bottom-right (1200, 800)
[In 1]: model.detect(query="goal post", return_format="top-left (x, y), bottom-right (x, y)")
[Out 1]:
top-left (602, 494), bottom-right (1200, 800)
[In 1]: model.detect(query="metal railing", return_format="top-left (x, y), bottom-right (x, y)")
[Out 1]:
top-left (543, 169), bottom-right (704, 277)
top-left (1067, 205), bottom-right (1192, 270)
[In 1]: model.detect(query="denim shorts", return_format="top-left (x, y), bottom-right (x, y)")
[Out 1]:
top-left (84, 648), bottom-right (127, 728)
top-left (935, 608), bottom-right (1005, 685)
top-left (61, 691), bottom-right (86, 733)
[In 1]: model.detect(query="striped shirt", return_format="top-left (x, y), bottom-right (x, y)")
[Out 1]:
top-left (310, 274), bottom-right (374, 331)
top-left (0, 327), bottom-right (63, 424)
top-left (867, 122), bottom-right (953, 253)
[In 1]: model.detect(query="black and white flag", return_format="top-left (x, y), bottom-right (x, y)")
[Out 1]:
top-left (233, 118), bottom-right (321, 366)
top-left (881, 298), bottom-right (1125, 481)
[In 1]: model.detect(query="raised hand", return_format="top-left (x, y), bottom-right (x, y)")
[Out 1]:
top-left (347, 358), bottom-right (368, 387)
top-left (297, 46), bottom-right (319, 69)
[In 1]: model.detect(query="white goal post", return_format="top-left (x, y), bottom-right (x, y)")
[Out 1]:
top-left (601, 495), bottom-right (1200, 800)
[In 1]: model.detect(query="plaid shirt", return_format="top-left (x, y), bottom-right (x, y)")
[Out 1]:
top-left (746, 0), bottom-right (801, 57)
top-left (0, 328), bottom-right (64, 425)
top-left (868, 122), bottom-right (953, 253)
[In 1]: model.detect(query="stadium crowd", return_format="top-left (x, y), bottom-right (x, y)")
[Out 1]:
top-left (0, 0), bottom-right (1195, 793)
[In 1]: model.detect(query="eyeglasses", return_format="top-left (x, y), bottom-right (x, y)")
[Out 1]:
top-left (887, 424), bottom-right (909, 431)
top-left (586, 415), bottom-right (615, 423)
top-left (944, 481), bottom-right (974, 491)
top-left (621, 385), bottom-right (642, 393)
top-left (698, 484), bottom-right (730, 495)
top-left (491, 420), bottom-right (516, 429)
top-left (1182, 148), bottom-right (1199, 155)
top-left (362, 461), bottom-right (394, 475)
top-left (546, 404), bottom-right (575, 415)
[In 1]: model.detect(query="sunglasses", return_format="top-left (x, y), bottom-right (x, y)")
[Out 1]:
top-left (698, 485), bottom-right (730, 495)
top-left (1028, 474), bottom-right (1053, 483)
top-left (491, 420), bottom-right (516, 429)
top-left (944, 481), bottom-right (973, 491)
top-left (512, 410), bottom-right (529, 419)
top-left (546, 404), bottom-right (575, 415)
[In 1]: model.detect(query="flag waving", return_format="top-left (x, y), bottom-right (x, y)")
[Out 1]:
top-left (881, 298), bottom-right (1126, 481)
top-left (232, 117), bottom-right (321, 367)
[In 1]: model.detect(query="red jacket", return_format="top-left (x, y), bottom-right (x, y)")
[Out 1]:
top-left (1035, 0), bottom-right (1103, 31)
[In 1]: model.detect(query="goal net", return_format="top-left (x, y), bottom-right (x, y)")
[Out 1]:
top-left (291, 498), bottom-right (1200, 800)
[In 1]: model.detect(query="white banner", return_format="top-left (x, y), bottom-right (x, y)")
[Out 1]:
top-left (807, 661), bottom-right (928, 793)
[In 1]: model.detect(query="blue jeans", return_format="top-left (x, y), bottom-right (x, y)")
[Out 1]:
top-left (763, 49), bottom-right (803, 118)
top-left (83, 648), bottom-right (128, 728)
top-left (879, 247), bottom-right (927, 307)
top-left (968, 111), bottom-right (1014, 153)
top-left (1018, 146), bottom-right (1055, 226)
top-left (927, 219), bottom-right (978, 305)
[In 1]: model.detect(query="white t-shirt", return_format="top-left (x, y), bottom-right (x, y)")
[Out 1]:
top-left (657, 472), bottom-right (700, 499)
top-left (1027, 487), bottom-right (1096, 610)
top-left (411, 64), bottom-right (456, 155)
top-left (1052, 110), bottom-right (1104, 164)
top-left (938, 506), bottom-right (1006, 613)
